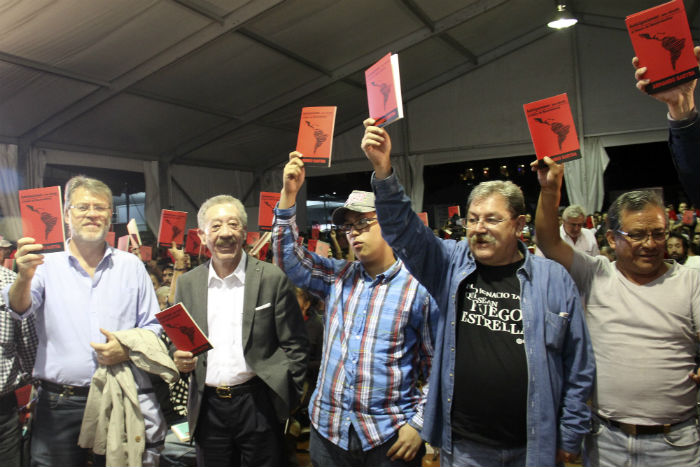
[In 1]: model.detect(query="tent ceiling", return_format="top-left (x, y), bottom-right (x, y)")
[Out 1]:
top-left (0, 0), bottom-right (697, 173)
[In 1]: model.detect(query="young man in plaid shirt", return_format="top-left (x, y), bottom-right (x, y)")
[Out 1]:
top-left (272, 151), bottom-right (438, 467)
top-left (0, 263), bottom-right (37, 467)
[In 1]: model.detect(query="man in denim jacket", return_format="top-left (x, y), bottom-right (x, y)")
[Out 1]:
top-left (362, 119), bottom-right (595, 467)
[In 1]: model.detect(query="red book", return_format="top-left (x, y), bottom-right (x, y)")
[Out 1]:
top-left (157, 210), bottom-right (188, 248)
top-left (418, 212), bottom-right (429, 227)
top-left (626, 0), bottom-right (700, 94)
top-left (296, 106), bottom-right (337, 167)
top-left (19, 186), bottom-right (65, 253)
top-left (246, 231), bottom-right (260, 246)
top-left (307, 238), bottom-right (318, 252)
top-left (117, 235), bottom-right (130, 251)
top-left (682, 209), bottom-right (694, 225)
top-left (184, 229), bottom-right (202, 256)
top-left (311, 225), bottom-right (320, 240)
top-left (365, 52), bottom-right (404, 127)
top-left (258, 192), bottom-right (280, 232)
top-left (447, 206), bottom-right (461, 219)
top-left (106, 231), bottom-right (116, 248)
top-left (156, 303), bottom-right (213, 356)
top-left (140, 245), bottom-right (152, 262)
top-left (315, 240), bottom-right (330, 258)
top-left (524, 93), bottom-right (581, 164)
top-left (297, 236), bottom-right (305, 246)
top-left (126, 218), bottom-right (141, 248)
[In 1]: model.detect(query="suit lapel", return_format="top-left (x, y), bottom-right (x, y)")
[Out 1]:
top-left (242, 256), bottom-right (261, 349)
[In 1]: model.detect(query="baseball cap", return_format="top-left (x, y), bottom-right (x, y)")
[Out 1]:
top-left (331, 190), bottom-right (376, 226)
top-left (0, 236), bottom-right (11, 248)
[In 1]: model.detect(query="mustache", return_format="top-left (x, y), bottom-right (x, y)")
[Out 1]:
top-left (470, 233), bottom-right (496, 244)
top-left (215, 238), bottom-right (236, 247)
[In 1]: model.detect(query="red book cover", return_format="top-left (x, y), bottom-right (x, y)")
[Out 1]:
top-left (246, 231), bottom-right (260, 246)
top-left (257, 243), bottom-right (270, 261)
top-left (19, 186), bottom-right (65, 253)
top-left (311, 225), bottom-right (320, 240)
top-left (117, 235), bottom-right (130, 251)
top-left (157, 210), bottom-right (188, 248)
top-left (296, 106), bottom-right (337, 167)
top-left (626, 0), bottom-right (700, 94)
top-left (418, 212), bottom-right (429, 227)
top-left (307, 238), bottom-right (318, 252)
top-left (185, 229), bottom-right (202, 256)
top-left (297, 236), bottom-right (305, 246)
top-left (365, 52), bottom-right (404, 127)
top-left (682, 209), bottom-right (694, 225)
top-left (156, 303), bottom-right (213, 356)
top-left (258, 192), bottom-right (280, 232)
top-left (140, 245), bottom-right (152, 262)
top-left (524, 93), bottom-right (581, 164)
top-left (447, 206), bottom-right (460, 219)
top-left (315, 240), bottom-right (330, 258)
top-left (127, 218), bottom-right (142, 248)
top-left (106, 231), bottom-right (116, 248)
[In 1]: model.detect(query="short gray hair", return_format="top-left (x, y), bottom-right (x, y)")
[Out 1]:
top-left (197, 195), bottom-right (247, 229)
top-left (467, 180), bottom-right (525, 217)
top-left (64, 175), bottom-right (113, 210)
top-left (607, 190), bottom-right (666, 232)
top-left (562, 205), bottom-right (586, 221)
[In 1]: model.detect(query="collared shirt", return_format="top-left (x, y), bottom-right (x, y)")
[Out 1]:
top-left (535, 225), bottom-right (599, 258)
top-left (272, 205), bottom-right (438, 451)
top-left (0, 266), bottom-right (37, 396)
top-left (205, 253), bottom-right (256, 387)
top-left (3, 241), bottom-right (161, 386)
top-left (371, 172), bottom-right (595, 466)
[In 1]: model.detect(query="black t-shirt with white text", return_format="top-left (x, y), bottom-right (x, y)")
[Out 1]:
top-left (451, 259), bottom-right (528, 447)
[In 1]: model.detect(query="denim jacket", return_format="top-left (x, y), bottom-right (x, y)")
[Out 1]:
top-left (372, 172), bottom-right (595, 467)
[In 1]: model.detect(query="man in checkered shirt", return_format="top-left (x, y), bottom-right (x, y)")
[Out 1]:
top-left (0, 263), bottom-right (37, 467)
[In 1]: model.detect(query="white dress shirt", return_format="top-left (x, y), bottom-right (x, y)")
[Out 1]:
top-left (205, 253), bottom-right (256, 387)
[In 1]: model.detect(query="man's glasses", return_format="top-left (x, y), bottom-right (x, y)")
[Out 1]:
top-left (616, 229), bottom-right (668, 244)
top-left (69, 204), bottom-right (111, 216)
top-left (465, 216), bottom-right (512, 229)
top-left (338, 217), bottom-right (377, 233)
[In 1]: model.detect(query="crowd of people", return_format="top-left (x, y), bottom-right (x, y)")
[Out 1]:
top-left (0, 48), bottom-right (698, 467)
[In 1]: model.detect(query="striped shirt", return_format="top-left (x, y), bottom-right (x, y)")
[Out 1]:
top-left (273, 206), bottom-right (437, 451)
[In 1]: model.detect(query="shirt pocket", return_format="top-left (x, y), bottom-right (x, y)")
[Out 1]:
top-left (544, 311), bottom-right (568, 351)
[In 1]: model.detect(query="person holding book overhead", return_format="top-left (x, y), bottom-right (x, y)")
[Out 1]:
top-left (171, 194), bottom-right (308, 467)
top-left (361, 121), bottom-right (594, 467)
top-left (4, 175), bottom-right (164, 467)
top-left (272, 151), bottom-right (438, 467)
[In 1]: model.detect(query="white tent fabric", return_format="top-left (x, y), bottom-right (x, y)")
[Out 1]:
top-left (0, 144), bottom-right (21, 240)
top-left (564, 137), bottom-right (610, 214)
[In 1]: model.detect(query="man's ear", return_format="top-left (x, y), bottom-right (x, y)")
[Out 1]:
top-left (606, 230), bottom-right (617, 250)
top-left (514, 215), bottom-right (526, 234)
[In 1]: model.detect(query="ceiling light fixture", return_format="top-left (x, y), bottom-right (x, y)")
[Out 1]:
top-left (547, 1), bottom-right (578, 29)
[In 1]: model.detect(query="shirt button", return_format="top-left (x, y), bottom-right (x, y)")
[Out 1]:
top-left (451, 347), bottom-right (455, 352)
top-left (134, 436), bottom-right (141, 442)
top-left (447, 398), bottom-right (451, 402)
top-left (451, 321), bottom-right (454, 326)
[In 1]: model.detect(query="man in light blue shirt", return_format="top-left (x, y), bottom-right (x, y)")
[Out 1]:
top-left (4, 176), bottom-right (162, 467)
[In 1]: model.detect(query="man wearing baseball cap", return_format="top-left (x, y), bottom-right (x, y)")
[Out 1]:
top-left (0, 237), bottom-right (12, 265)
top-left (272, 151), bottom-right (438, 467)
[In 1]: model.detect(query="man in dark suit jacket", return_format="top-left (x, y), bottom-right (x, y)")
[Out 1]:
top-left (173, 194), bottom-right (307, 467)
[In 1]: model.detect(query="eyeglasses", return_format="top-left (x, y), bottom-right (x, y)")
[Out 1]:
top-left (69, 204), bottom-right (111, 216)
top-left (338, 217), bottom-right (377, 233)
top-left (208, 220), bottom-right (243, 233)
top-left (616, 229), bottom-right (668, 244)
top-left (466, 216), bottom-right (512, 229)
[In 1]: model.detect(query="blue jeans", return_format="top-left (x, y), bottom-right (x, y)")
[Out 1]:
top-left (441, 436), bottom-right (527, 467)
top-left (309, 425), bottom-right (423, 467)
top-left (31, 389), bottom-right (103, 467)
top-left (585, 414), bottom-right (700, 467)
